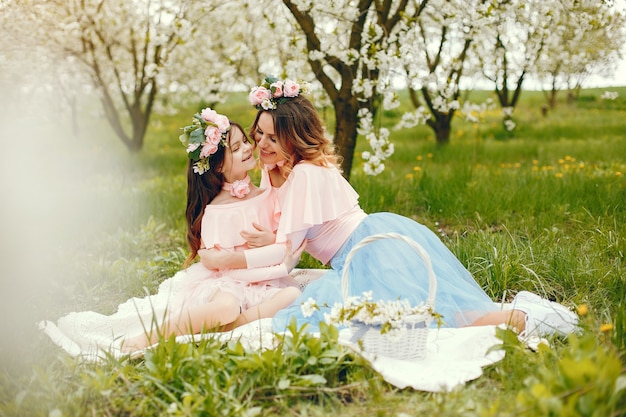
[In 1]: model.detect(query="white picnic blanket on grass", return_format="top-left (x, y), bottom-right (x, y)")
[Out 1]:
top-left (39, 317), bottom-right (505, 393)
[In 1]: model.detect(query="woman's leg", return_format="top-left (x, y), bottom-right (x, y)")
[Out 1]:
top-left (469, 291), bottom-right (579, 337)
top-left (228, 286), bottom-right (302, 329)
top-left (470, 309), bottom-right (526, 331)
top-left (122, 290), bottom-right (241, 351)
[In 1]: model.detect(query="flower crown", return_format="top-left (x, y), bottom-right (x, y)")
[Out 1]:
top-left (248, 75), bottom-right (308, 110)
top-left (179, 108), bottom-right (230, 175)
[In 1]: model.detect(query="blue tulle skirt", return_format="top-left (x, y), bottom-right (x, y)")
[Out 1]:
top-left (272, 213), bottom-right (499, 332)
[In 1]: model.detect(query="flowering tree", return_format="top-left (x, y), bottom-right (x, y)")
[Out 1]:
top-left (270, 0), bottom-right (429, 178)
top-left (0, 0), bottom-right (89, 132)
top-left (165, 1), bottom-right (284, 111)
top-left (11, 0), bottom-right (216, 152)
top-left (471, 0), bottom-right (553, 130)
top-left (535, 0), bottom-right (626, 108)
top-left (394, 0), bottom-right (487, 145)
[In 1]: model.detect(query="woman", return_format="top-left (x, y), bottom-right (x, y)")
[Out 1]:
top-left (41, 108), bottom-right (303, 356)
top-left (201, 77), bottom-right (578, 339)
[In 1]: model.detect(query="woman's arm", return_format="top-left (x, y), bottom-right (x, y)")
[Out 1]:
top-left (217, 240), bottom-right (306, 283)
top-left (199, 230), bottom-right (307, 270)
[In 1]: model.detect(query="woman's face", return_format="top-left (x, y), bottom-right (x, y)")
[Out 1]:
top-left (253, 112), bottom-right (286, 166)
top-left (220, 127), bottom-right (256, 181)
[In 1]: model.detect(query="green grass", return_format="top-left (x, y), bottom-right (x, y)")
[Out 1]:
top-left (1, 87), bottom-right (625, 416)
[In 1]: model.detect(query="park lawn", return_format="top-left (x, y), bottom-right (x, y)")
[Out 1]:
top-left (0, 87), bottom-right (625, 416)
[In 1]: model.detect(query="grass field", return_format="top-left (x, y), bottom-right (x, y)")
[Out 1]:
top-left (0, 87), bottom-right (625, 416)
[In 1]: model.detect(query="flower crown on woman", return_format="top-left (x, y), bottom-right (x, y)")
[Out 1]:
top-left (179, 107), bottom-right (230, 175)
top-left (248, 75), bottom-right (309, 110)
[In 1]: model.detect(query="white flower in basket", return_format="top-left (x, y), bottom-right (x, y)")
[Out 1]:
top-left (302, 232), bottom-right (442, 360)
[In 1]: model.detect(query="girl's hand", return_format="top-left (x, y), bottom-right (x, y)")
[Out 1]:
top-left (198, 248), bottom-right (219, 270)
top-left (241, 222), bottom-right (276, 248)
top-left (198, 247), bottom-right (249, 270)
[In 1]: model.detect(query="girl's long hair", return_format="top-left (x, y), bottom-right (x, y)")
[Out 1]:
top-left (249, 95), bottom-right (340, 179)
top-left (183, 123), bottom-right (244, 267)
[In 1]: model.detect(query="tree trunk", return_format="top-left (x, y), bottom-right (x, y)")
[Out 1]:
top-left (332, 95), bottom-right (360, 180)
top-left (426, 114), bottom-right (451, 146)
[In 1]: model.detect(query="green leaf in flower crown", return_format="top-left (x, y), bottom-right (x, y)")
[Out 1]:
top-left (264, 74), bottom-right (279, 86)
top-left (189, 127), bottom-right (205, 144)
top-left (179, 133), bottom-right (188, 146)
top-left (188, 146), bottom-right (201, 161)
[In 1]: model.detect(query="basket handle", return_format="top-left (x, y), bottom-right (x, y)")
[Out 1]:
top-left (341, 232), bottom-right (437, 309)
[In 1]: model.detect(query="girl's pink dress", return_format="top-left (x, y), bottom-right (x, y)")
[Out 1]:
top-left (39, 188), bottom-right (296, 358)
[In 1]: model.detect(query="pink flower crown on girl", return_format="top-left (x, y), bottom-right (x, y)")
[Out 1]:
top-left (248, 75), bottom-right (309, 110)
top-left (179, 107), bottom-right (230, 175)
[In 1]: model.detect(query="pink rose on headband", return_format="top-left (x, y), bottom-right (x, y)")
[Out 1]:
top-left (249, 87), bottom-right (271, 106)
top-left (200, 142), bottom-right (218, 158)
top-left (200, 108), bottom-right (217, 121)
top-left (283, 79), bottom-right (300, 97)
top-left (201, 108), bottom-right (229, 132)
top-left (213, 114), bottom-right (230, 132)
top-left (204, 125), bottom-right (222, 145)
top-left (270, 81), bottom-right (284, 98)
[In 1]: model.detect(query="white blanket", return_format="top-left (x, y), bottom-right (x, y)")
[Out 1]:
top-left (39, 318), bottom-right (504, 393)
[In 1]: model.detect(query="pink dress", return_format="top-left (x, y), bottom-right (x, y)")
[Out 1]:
top-left (39, 187), bottom-right (296, 358)
top-left (171, 187), bottom-right (294, 313)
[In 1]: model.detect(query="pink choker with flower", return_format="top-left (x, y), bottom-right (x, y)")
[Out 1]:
top-left (223, 175), bottom-right (251, 198)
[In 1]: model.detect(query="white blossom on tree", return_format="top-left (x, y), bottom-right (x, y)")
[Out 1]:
top-left (394, 0), bottom-right (490, 145)
top-left (534, 0), bottom-right (626, 107)
top-left (470, 0), bottom-right (554, 129)
top-left (19, 0), bottom-right (205, 151)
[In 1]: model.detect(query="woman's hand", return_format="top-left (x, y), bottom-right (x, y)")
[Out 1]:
top-left (284, 239), bottom-right (307, 272)
top-left (241, 222), bottom-right (276, 248)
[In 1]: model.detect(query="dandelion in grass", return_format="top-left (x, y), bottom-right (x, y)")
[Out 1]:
top-left (577, 304), bottom-right (588, 316)
top-left (600, 323), bottom-right (614, 333)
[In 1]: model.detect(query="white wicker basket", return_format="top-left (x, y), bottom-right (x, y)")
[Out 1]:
top-left (341, 232), bottom-right (438, 360)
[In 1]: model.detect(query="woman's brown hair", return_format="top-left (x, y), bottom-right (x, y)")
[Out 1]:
top-left (249, 95), bottom-right (340, 179)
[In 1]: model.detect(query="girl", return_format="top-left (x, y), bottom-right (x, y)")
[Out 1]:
top-left (40, 108), bottom-right (302, 356)
top-left (201, 77), bottom-right (578, 340)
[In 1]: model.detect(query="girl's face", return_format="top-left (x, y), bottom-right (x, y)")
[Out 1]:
top-left (253, 112), bottom-right (286, 166)
top-left (221, 127), bottom-right (256, 181)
